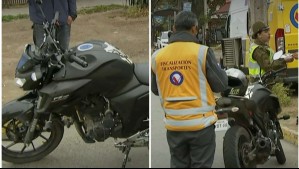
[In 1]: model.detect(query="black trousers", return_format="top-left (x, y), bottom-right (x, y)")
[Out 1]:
top-left (166, 125), bottom-right (216, 168)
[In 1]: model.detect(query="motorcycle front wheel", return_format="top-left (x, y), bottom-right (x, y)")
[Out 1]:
top-left (223, 125), bottom-right (257, 168)
top-left (2, 117), bottom-right (64, 163)
top-left (275, 139), bottom-right (286, 164)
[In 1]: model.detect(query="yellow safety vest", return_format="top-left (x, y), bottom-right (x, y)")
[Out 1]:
top-left (152, 42), bottom-right (217, 131)
top-left (249, 43), bottom-right (274, 78)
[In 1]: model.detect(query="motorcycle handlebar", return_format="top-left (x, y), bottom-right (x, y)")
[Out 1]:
top-left (261, 67), bottom-right (287, 82)
top-left (273, 67), bottom-right (287, 74)
top-left (69, 54), bottom-right (88, 68)
top-left (64, 50), bottom-right (88, 68)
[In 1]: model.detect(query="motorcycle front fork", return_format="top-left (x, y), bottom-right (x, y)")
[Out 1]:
top-left (24, 96), bottom-right (53, 146)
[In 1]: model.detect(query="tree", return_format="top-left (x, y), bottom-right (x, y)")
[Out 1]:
top-left (207, 0), bottom-right (225, 17)
top-left (127, 0), bottom-right (149, 8)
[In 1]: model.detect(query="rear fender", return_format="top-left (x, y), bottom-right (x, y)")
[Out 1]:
top-left (2, 93), bottom-right (36, 122)
top-left (268, 93), bottom-right (281, 114)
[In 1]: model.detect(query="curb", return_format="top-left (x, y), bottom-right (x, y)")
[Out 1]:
top-left (281, 126), bottom-right (298, 146)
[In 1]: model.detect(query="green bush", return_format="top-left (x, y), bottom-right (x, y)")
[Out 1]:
top-left (271, 82), bottom-right (293, 107)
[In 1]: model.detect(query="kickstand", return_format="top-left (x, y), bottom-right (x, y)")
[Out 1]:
top-left (122, 145), bottom-right (132, 168)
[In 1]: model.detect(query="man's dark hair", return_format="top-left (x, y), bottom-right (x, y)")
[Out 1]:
top-left (174, 11), bottom-right (198, 31)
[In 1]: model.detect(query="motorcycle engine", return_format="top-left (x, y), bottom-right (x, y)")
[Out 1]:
top-left (79, 96), bottom-right (122, 142)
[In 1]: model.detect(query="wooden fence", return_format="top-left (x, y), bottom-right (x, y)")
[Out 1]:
top-left (3, 0), bottom-right (28, 7)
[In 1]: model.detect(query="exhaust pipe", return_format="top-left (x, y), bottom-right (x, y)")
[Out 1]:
top-left (255, 138), bottom-right (271, 164)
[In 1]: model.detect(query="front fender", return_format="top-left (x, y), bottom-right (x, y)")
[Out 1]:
top-left (2, 92), bottom-right (36, 122)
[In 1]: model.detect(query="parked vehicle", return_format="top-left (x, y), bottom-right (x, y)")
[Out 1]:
top-left (2, 3), bottom-right (148, 168)
top-left (216, 51), bottom-right (290, 168)
top-left (157, 31), bottom-right (169, 49)
top-left (222, 0), bottom-right (298, 83)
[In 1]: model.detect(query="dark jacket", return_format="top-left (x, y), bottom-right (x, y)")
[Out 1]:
top-left (151, 31), bottom-right (228, 95)
top-left (29, 0), bottom-right (77, 25)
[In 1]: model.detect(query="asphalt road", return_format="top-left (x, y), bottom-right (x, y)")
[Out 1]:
top-left (151, 93), bottom-right (298, 168)
top-left (2, 126), bottom-right (149, 168)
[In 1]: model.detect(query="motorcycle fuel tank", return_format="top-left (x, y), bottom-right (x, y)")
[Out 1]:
top-left (53, 40), bottom-right (134, 96)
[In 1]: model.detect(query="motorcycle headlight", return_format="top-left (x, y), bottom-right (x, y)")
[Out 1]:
top-left (15, 78), bottom-right (26, 87)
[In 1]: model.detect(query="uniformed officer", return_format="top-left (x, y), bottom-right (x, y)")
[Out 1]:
top-left (248, 21), bottom-right (294, 83)
top-left (151, 11), bottom-right (228, 168)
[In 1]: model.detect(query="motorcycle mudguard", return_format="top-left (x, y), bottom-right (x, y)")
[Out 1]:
top-left (2, 93), bottom-right (35, 122)
top-left (251, 84), bottom-right (281, 114)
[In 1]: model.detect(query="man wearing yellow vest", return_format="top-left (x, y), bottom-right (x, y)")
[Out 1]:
top-left (248, 21), bottom-right (294, 83)
top-left (151, 11), bottom-right (228, 168)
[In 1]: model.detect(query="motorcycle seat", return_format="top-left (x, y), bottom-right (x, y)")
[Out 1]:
top-left (134, 63), bottom-right (149, 85)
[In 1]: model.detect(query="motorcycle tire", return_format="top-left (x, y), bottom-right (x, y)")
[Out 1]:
top-left (2, 117), bottom-right (64, 163)
top-left (275, 139), bottom-right (286, 164)
top-left (223, 125), bottom-right (257, 168)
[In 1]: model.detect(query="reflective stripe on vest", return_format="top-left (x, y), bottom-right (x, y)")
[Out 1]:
top-left (153, 42), bottom-right (217, 131)
top-left (249, 44), bottom-right (262, 78)
top-left (249, 43), bottom-right (274, 78)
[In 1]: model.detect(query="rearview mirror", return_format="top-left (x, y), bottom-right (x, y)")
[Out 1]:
top-left (273, 50), bottom-right (283, 60)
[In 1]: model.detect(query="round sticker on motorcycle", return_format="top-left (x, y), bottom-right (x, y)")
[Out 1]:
top-left (77, 43), bottom-right (94, 51)
top-left (170, 71), bottom-right (184, 86)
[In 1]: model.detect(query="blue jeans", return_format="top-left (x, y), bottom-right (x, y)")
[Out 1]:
top-left (33, 23), bottom-right (71, 52)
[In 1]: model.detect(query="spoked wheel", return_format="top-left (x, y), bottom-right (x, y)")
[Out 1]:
top-left (223, 125), bottom-right (257, 168)
top-left (2, 117), bottom-right (64, 163)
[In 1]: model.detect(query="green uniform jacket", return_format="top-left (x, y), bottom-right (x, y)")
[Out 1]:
top-left (249, 39), bottom-right (286, 82)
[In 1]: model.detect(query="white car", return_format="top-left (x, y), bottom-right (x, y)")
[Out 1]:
top-left (157, 31), bottom-right (169, 49)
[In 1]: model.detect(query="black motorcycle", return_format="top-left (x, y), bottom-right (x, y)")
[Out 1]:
top-left (2, 3), bottom-right (149, 168)
top-left (216, 64), bottom-right (290, 168)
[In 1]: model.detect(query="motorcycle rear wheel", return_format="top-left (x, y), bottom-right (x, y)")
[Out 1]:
top-left (2, 117), bottom-right (64, 163)
top-left (223, 125), bottom-right (257, 168)
top-left (275, 139), bottom-right (286, 164)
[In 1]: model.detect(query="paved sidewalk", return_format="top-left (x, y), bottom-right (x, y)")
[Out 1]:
top-left (2, 0), bottom-right (126, 16)
top-left (282, 126), bottom-right (298, 146)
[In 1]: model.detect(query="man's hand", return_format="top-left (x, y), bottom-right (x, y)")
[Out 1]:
top-left (67, 16), bottom-right (73, 25)
top-left (292, 52), bottom-right (298, 60)
top-left (283, 53), bottom-right (294, 62)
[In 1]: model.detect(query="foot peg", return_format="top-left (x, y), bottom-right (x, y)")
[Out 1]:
top-left (278, 115), bottom-right (290, 120)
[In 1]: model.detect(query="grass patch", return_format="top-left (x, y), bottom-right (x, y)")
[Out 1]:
top-left (123, 6), bottom-right (148, 18)
top-left (78, 4), bottom-right (123, 15)
top-left (2, 14), bottom-right (28, 22)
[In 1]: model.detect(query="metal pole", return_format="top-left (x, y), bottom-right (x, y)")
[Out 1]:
top-left (203, 0), bottom-right (208, 45)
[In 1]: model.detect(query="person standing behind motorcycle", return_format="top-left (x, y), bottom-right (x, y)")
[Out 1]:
top-left (28, 0), bottom-right (77, 52)
top-left (248, 21), bottom-right (294, 83)
top-left (151, 11), bottom-right (228, 168)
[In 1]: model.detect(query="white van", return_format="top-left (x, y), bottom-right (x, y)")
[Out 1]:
top-left (157, 31), bottom-right (169, 49)
top-left (223, 0), bottom-right (250, 69)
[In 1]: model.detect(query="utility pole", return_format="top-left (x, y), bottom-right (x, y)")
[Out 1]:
top-left (203, 0), bottom-right (208, 45)
top-left (249, 0), bottom-right (268, 24)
